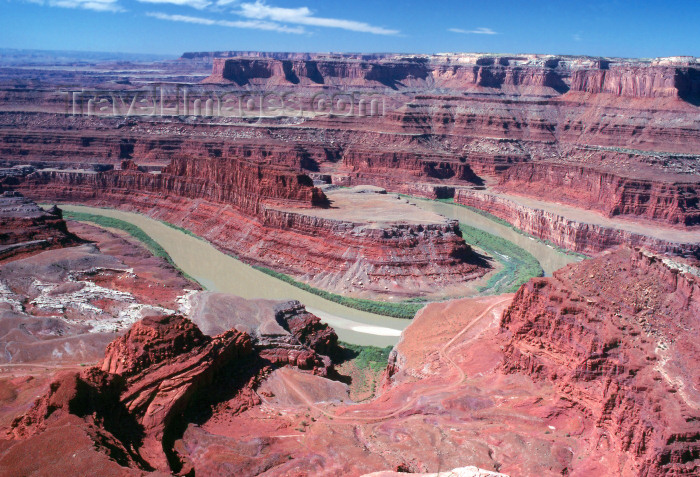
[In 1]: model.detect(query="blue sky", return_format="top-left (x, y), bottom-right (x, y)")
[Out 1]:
top-left (1, 0), bottom-right (698, 57)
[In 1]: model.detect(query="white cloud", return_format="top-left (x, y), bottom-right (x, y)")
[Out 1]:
top-left (573, 33), bottom-right (583, 42)
top-left (146, 11), bottom-right (306, 33)
top-left (30, 0), bottom-right (123, 12)
top-left (137, 0), bottom-right (211, 9)
top-left (237, 1), bottom-right (399, 35)
top-left (449, 27), bottom-right (498, 35)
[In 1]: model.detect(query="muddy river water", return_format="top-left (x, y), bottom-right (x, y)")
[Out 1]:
top-left (60, 201), bottom-right (577, 347)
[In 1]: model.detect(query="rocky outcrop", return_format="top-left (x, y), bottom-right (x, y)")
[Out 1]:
top-left (3, 297), bottom-right (357, 476)
top-left (8, 313), bottom-right (255, 473)
top-left (0, 191), bottom-right (80, 261)
top-left (101, 314), bottom-right (253, 471)
top-left (188, 293), bottom-right (339, 376)
top-left (501, 248), bottom-right (700, 476)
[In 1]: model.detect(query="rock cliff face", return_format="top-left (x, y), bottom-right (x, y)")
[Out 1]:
top-left (496, 163), bottom-right (700, 225)
top-left (1, 52), bottom-right (699, 263)
top-left (454, 188), bottom-right (700, 260)
top-left (203, 54), bottom-right (700, 100)
top-left (570, 65), bottom-right (700, 98)
top-left (204, 57), bottom-right (432, 88)
top-left (14, 159), bottom-right (485, 297)
top-left (0, 191), bottom-right (80, 261)
top-left (24, 156), bottom-right (326, 215)
top-left (501, 248), bottom-right (700, 476)
top-left (3, 53), bottom-right (700, 239)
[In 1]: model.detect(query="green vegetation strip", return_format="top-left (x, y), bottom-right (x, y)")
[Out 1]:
top-left (459, 223), bottom-right (544, 294)
top-left (339, 342), bottom-right (393, 372)
top-left (253, 265), bottom-right (422, 319)
top-left (438, 198), bottom-right (588, 259)
top-left (63, 211), bottom-right (200, 285)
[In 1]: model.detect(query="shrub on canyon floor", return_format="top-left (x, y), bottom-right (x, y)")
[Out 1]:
top-left (339, 343), bottom-right (393, 373)
top-left (337, 342), bottom-right (393, 400)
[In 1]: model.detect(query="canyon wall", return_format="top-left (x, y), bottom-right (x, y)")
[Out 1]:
top-left (500, 247), bottom-right (700, 476)
top-left (23, 156), bottom-right (326, 215)
top-left (203, 54), bottom-right (700, 100)
top-left (1, 52), bottom-right (699, 254)
top-left (15, 160), bottom-right (487, 297)
top-left (496, 163), bottom-right (700, 225)
top-left (570, 65), bottom-right (700, 98)
top-left (454, 188), bottom-right (700, 260)
top-left (0, 191), bottom-right (80, 261)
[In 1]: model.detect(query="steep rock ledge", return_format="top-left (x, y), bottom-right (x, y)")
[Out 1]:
top-left (454, 188), bottom-right (700, 260)
top-left (14, 158), bottom-right (487, 297)
top-left (0, 191), bottom-right (80, 261)
top-left (497, 163), bottom-right (700, 226)
top-left (500, 248), bottom-right (700, 476)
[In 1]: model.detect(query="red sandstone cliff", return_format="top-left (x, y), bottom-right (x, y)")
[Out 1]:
top-left (15, 155), bottom-right (486, 298)
top-left (203, 55), bottom-right (700, 101)
top-left (1, 53), bottom-right (699, 257)
top-left (495, 162), bottom-right (700, 225)
top-left (454, 188), bottom-right (700, 260)
top-left (500, 248), bottom-right (700, 476)
top-left (0, 191), bottom-right (80, 261)
top-left (570, 65), bottom-right (700, 98)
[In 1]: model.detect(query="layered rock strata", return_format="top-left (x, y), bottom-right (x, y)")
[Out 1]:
top-left (501, 248), bottom-right (700, 476)
top-left (203, 55), bottom-right (700, 100)
top-left (5, 302), bottom-right (342, 474)
top-left (455, 188), bottom-right (700, 260)
top-left (3, 249), bottom-right (699, 476)
top-left (14, 158), bottom-right (487, 297)
top-left (495, 162), bottom-right (700, 225)
top-left (0, 191), bottom-right (80, 261)
top-left (8, 314), bottom-right (255, 472)
top-left (3, 51), bottom-right (700, 239)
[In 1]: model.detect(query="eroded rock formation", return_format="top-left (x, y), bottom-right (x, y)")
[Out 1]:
top-left (13, 156), bottom-right (488, 298)
top-left (501, 248), bottom-right (700, 476)
top-left (188, 293), bottom-right (339, 376)
top-left (454, 188), bottom-right (700, 259)
top-left (2, 248), bottom-right (699, 476)
top-left (203, 55), bottom-right (700, 100)
top-left (2, 53), bottom-right (699, 250)
top-left (0, 191), bottom-right (80, 261)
